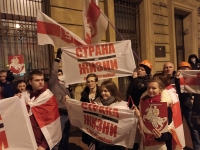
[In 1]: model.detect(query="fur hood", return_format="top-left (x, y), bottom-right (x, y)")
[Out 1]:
top-left (140, 89), bottom-right (173, 106)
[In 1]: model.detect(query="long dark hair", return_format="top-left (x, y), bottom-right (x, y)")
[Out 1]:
top-left (153, 73), bottom-right (171, 87)
top-left (101, 80), bottom-right (122, 102)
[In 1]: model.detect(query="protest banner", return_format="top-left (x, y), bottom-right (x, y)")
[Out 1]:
top-left (8, 55), bottom-right (25, 74)
top-left (140, 102), bottom-right (168, 134)
top-left (180, 70), bottom-right (200, 94)
top-left (0, 96), bottom-right (37, 150)
top-left (65, 99), bottom-right (138, 148)
top-left (61, 40), bottom-right (136, 84)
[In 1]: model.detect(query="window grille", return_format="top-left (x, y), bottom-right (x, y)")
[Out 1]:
top-left (0, 0), bottom-right (53, 79)
top-left (114, 0), bottom-right (140, 101)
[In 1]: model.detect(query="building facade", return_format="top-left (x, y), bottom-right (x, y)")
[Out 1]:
top-left (1, 0), bottom-right (200, 100)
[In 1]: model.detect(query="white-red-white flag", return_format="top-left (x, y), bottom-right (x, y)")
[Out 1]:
top-left (37, 10), bottom-right (87, 47)
top-left (83, 0), bottom-right (108, 44)
top-left (180, 70), bottom-right (200, 94)
top-left (22, 89), bottom-right (62, 149)
top-left (166, 85), bottom-right (185, 150)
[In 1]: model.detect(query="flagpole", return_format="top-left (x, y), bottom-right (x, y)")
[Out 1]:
top-left (100, 10), bottom-right (141, 62)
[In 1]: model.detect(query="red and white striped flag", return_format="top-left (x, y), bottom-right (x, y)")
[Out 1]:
top-left (37, 10), bottom-right (87, 47)
top-left (166, 85), bottom-right (185, 150)
top-left (22, 89), bottom-right (62, 149)
top-left (83, 0), bottom-right (108, 44)
top-left (180, 70), bottom-right (200, 94)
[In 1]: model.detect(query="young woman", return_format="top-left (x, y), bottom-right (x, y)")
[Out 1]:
top-left (92, 79), bottom-right (130, 150)
top-left (16, 80), bottom-right (27, 93)
top-left (80, 73), bottom-right (101, 146)
top-left (139, 78), bottom-right (173, 150)
top-left (127, 60), bottom-right (152, 150)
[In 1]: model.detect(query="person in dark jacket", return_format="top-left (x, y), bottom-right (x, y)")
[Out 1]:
top-left (188, 54), bottom-right (200, 70)
top-left (175, 61), bottom-right (200, 150)
top-left (126, 60), bottom-right (152, 107)
top-left (80, 73), bottom-right (101, 146)
top-left (162, 62), bottom-right (176, 85)
top-left (126, 60), bottom-right (152, 150)
top-left (0, 70), bottom-right (15, 98)
top-left (48, 48), bottom-right (71, 150)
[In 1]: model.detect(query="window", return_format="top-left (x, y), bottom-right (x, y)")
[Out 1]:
top-left (114, 0), bottom-right (140, 100)
top-left (0, 0), bottom-right (53, 77)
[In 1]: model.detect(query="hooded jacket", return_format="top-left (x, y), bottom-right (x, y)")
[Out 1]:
top-left (188, 54), bottom-right (200, 70)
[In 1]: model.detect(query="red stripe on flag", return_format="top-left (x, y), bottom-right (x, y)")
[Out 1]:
top-left (37, 21), bottom-right (60, 37)
top-left (172, 102), bottom-right (182, 128)
top-left (180, 77), bottom-right (200, 86)
top-left (32, 96), bottom-right (59, 128)
top-left (60, 28), bottom-right (83, 46)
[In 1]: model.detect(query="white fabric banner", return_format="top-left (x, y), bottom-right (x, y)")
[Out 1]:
top-left (61, 40), bottom-right (136, 84)
top-left (65, 99), bottom-right (137, 148)
top-left (0, 96), bottom-right (37, 150)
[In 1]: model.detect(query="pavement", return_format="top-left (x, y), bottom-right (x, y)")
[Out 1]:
top-left (68, 117), bottom-right (194, 150)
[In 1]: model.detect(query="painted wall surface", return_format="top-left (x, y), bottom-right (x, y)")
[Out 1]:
top-left (140, 0), bottom-right (200, 73)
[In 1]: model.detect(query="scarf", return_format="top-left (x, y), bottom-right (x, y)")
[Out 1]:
top-left (141, 94), bottom-right (161, 103)
top-left (94, 96), bottom-right (116, 106)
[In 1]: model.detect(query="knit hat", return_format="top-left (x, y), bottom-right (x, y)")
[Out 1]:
top-left (139, 64), bottom-right (151, 75)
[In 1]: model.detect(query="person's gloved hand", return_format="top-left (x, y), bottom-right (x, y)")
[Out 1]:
top-left (6, 70), bottom-right (15, 82)
top-left (56, 48), bottom-right (62, 59)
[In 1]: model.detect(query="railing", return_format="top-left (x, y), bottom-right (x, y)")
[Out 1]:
top-left (114, 0), bottom-right (140, 101)
top-left (0, 0), bottom-right (53, 76)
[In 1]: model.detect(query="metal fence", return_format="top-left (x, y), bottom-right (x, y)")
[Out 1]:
top-left (114, 0), bottom-right (140, 100)
top-left (0, 0), bottom-right (53, 78)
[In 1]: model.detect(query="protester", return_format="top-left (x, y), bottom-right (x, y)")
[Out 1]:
top-left (126, 60), bottom-right (152, 150)
top-left (188, 54), bottom-right (200, 70)
top-left (48, 48), bottom-right (71, 150)
top-left (162, 62), bottom-right (176, 85)
top-left (16, 80), bottom-right (27, 93)
top-left (57, 69), bottom-right (74, 99)
top-left (188, 55), bottom-right (200, 144)
top-left (153, 73), bottom-right (185, 150)
top-left (16, 70), bottom-right (61, 150)
top-left (126, 60), bottom-right (152, 108)
top-left (0, 70), bottom-right (15, 98)
top-left (80, 73), bottom-right (101, 146)
top-left (175, 62), bottom-right (200, 150)
top-left (139, 78), bottom-right (173, 150)
top-left (91, 79), bottom-right (131, 150)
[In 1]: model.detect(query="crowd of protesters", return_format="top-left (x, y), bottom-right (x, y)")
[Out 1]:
top-left (1, 51), bottom-right (200, 150)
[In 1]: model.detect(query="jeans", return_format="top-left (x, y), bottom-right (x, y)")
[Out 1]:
top-left (183, 111), bottom-right (200, 150)
top-left (52, 115), bottom-right (71, 150)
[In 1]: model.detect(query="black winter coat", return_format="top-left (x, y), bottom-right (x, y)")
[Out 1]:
top-left (126, 75), bottom-right (151, 107)
top-left (80, 86), bottom-right (101, 146)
